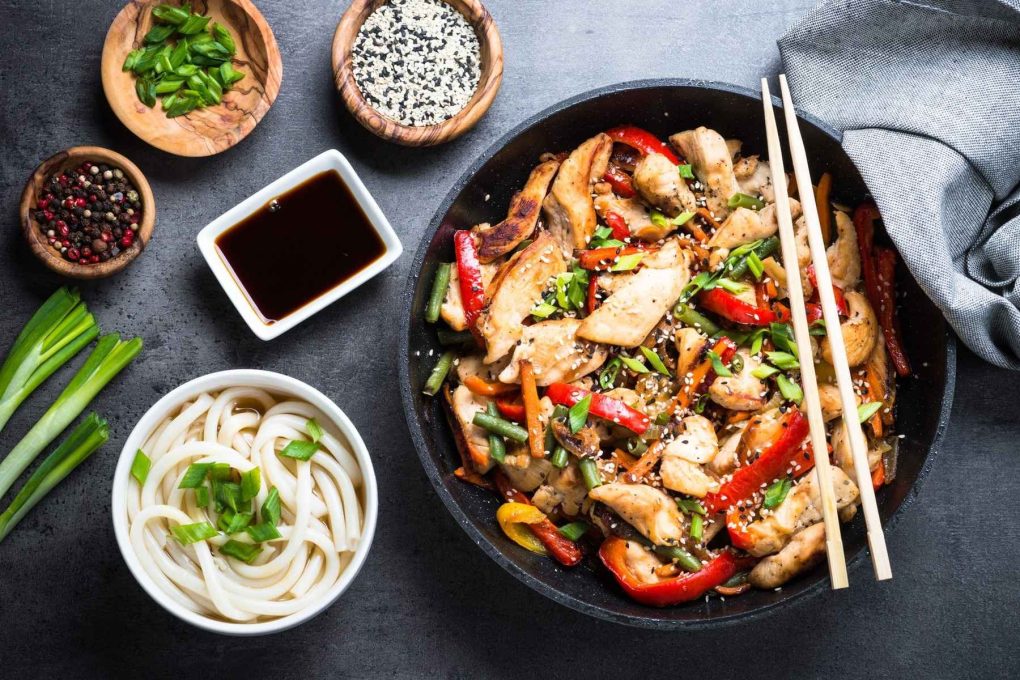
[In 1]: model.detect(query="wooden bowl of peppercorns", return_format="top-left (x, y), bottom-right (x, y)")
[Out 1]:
top-left (20, 146), bottom-right (155, 279)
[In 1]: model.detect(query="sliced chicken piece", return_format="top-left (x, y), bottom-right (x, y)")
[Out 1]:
top-left (749, 522), bottom-right (825, 588)
top-left (473, 159), bottom-right (560, 263)
top-left (670, 127), bottom-right (741, 218)
top-left (441, 263), bottom-right (498, 331)
top-left (821, 291), bottom-right (878, 367)
top-left (759, 197), bottom-right (802, 234)
top-left (707, 423), bottom-right (746, 476)
top-left (532, 462), bottom-right (588, 516)
top-left (578, 239), bottom-right (692, 347)
top-left (826, 209), bottom-right (861, 289)
top-left (740, 467), bottom-right (859, 556)
top-left (674, 327), bottom-right (709, 374)
top-left (593, 193), bottom-right (677, 243)
top-left (588, 483), bottom-right (684, 546)
top-left (479, 233), bottom-right (566, 363)
top-left (543, 133), bottom-right (613, 255)
top-left (725, 138), bottom-right (743, 158)
top-left (735, 156), bottom-right (775, 203)
top-left (621, 540), bottom-right (667, 585)
top-left (498, 318), bottom-right (608, 386)
top-left (632, 152), bottom-right (698, 217)
top-left (660, 415), bottom-right (721, 497)
top-left (740, 407), bottom-right (788, 460)
top-left (499, 454), bottom-right (553, 493)
top-left (596, 271), bottom-right (636, 296)
top-left (455, 354), bottom-right (503, 385)
top-left (450, 385), bottom-right (492, 472)
top-left (831, 422), bottom-right (885, 484)
top-left (707, 207), bottom-right (773, 251)
top-left (817, 383), bottom-right (843, 421)
top-left (708, 350), bottom-right (767, 412)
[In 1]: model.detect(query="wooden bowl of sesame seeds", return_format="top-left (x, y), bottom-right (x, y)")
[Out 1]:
top-left (332, 0), bottom-right (503, 147)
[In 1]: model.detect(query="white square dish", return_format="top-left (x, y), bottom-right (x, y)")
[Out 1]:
top-left (196, 149), bottom-right (402, 341)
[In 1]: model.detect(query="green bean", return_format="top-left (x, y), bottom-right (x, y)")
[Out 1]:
top-left (485, 403), bottom-right (506, 463)
top-left (422, 351), bottom-right (454, 396)
top-left (424, 263), bottom-right (452, 323)
top-left (437, 328), bottom-right (474, 346)
top-left (654, 545), bottom-right (703, 572)
top-left (578, 457), bottom-right (602, 490)
top-left (550, 446), bottom-right (568, 469)
top-left (674, 302), bottom-right (721, 336)
top-left (545, 405), bottom-right (569, 455)
top-left (472, 413), bottom-right (529, 443)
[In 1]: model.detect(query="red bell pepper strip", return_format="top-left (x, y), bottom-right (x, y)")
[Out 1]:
top-left (603, 210), bottom-right (631, 240)
top-left (875, 247), bottom-right (912, 377)
top-left (495, 397), bottom-right (525, 423)
top-left (493, 472), bottom-right (583, 567)
top-left (577, 245), bottom-right (649, 271)
top-left (605, 125), bottom-right (681, 165)
top-left (805, 264), bottom-right (850, 321)
top-left (699, 288), bottom-right (777, 326)
top-left (599, 536), bottom-right (756, 607)
top-left (454, 230), bottom-right (485, 332)
top-left (545, 383), bottom-right (650, 434)
top-left (586, 275), bottom-right (599, 314)
top-left (603, 165), bottom-right (636, 198)
top-left (853, 203), bottom-right (882, 306)
top-left (703, 407), bottom-right (811, 514)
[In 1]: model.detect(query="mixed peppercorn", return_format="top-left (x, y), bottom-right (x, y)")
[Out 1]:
top-left (33, 162), bottom-right (142, 264)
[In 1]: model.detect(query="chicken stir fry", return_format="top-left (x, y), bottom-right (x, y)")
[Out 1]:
top-left (421, 124), bottom-right (911, 607)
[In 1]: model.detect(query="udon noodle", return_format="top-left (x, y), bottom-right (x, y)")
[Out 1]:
top-left (125, 388), bottom-right (363, 623)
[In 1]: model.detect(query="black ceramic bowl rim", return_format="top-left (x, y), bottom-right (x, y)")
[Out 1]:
top-left (398, 78), bottom-right (958, 629)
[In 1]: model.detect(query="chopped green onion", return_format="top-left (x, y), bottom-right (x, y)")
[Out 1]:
top-left (650, 210), bottom-right (695, 229)
top-left (215, 481), bottom-right (243, 513)
top-left (472, 412), bottom-right (529, 442)
top-left (676, 498), bottom-right (707, 515)
top-left (689, 512), bottom-right (704, 541)
top-left (654, 412), bottom-right (671, 426)
top-left (240, 467), bottom-right (261, 501)
top-left (609, 253), bottom-right (645, 272)
top-left (568, 395), bottom-right (592, 433)
top-left (858, 401), bottom-right (884, 423)
top-left (306, 418), bottom-right (324, 444)
top-left (261, 487), bottom-right (281, 526)
top-left (422, 351), bottom-right (455, 396)
top-left (280, 439), bottom-right (318, 461)
top-left (746, 252), bottom-right (764, 280)
top-left (152, 4), bottom-right (189, 24)
top-left (578, 457), bottom-right (601, 490)
top-left (195, 485), bottom-right (210, 507)
top-left (751, 364), bottom-right (780, 380)
top-left (424, 263), bottom-right (451, 323)
top-left (674, 302), bottom-right (721, 336)
top-left (809, 319), bottom-right (828, 336)
top-left (178, 462), bottom-right (211, 488)
top-left (694, 394), bottom-right (709, 414)
top-left (530, 301), bottom-right (559, 320)
top-left (776, 374), bottom-right (804, 404)
top-left (171, 521), bottom-right (217, 545)
top-left (598, 357), bottom-right (622, 390)
top-left (750, 329), bottom-right (767, 355)
top-left (246, 521), bottom-right (282, 542)
top-left (707, 351), bottom-right (732, 378)
top-left (549, 446), bottom-right (568, 469)
top-left (209, 462), bottom-right (231, 481)
top-left (0, 334), bottom-right (141, 500)
top-left (654, 545), bottom-right (702, 572)
top-left (211, 23), bottom-right (236, 54)
top-left (0, 414), bottom-right (108, 543)
top-left (557, 521), bottom-right (589, 542)
top-left (640, 346), bottom-right (671, 376)
top-left (727, 237), bottom-right (779, 280)
top-left (131, 449), bottom-right (151, 484)
top-left (727, 192), bottom-right (765, 210)
top-left (219, 539), bottom-right (262, 563)
top-left (677, 164), bottom-right (695, 180)
top-left (218, 509), bottom-right (254, 534)
top-left (763, 478), bottom-right (793, 509)
top-left (766, 351), bottom-right (800, 370)
top-left (714, 277), bottom-right (748, 294)
top-left (618, 355), bottom-right (650, 374)
top-left (731, 353), bottom-right (745, 373)
top-left (770, 322), bottom-right (798, 356)
top-left (485, 403), bottom-right (506, 463)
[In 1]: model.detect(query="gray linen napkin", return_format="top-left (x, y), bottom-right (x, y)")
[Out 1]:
top-left (778, 0), bottom-right (1020, 369)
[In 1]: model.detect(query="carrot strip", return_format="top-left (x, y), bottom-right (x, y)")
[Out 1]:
top-left (520, 361), bottom-right (544, 459)
top-left (627, 440), bottom-right (666, 480)
top-left (610, 448), bottom-right (640, 471)
top-left (463, 374), bottom-right (517, 396)
top-left (815, 172), bottom-right (832, 245)
top-left (871, 458), bottom-right (886, 490)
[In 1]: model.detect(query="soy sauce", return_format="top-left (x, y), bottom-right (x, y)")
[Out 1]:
top-left (215, 170), bottom-right (386, 324)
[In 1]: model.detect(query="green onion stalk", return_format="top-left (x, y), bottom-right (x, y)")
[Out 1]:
top-left (0, 334), bottom-right (142, 500)
top-left (0, 288), bottom-right (99, 435)
top-left (0, 413), bottom-right (109, 543)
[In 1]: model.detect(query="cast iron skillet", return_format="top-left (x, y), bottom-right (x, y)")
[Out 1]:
top-left (398, 80), bottom-right (957, 629)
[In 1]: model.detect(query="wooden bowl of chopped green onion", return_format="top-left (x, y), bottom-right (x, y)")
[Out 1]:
top-left (101, 0), bottom-right (283, 157)
top-left (332, 0), bottom-right (503, 147)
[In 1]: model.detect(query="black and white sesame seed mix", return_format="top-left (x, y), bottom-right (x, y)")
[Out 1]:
top-left (352, 0), bottom-right (481, 127)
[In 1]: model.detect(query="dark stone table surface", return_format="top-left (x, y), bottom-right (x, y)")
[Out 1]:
top-left (1, 1), bottom-right (1017, 678)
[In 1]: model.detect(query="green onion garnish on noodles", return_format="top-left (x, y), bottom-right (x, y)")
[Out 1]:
top-left (0, 334), bottom-right (141, 500)
top-left (219, 539), bottom-right (262, 563)
top-left (178, 462), bottom-right (211, 488)
top-left (215, 482), bottom-right (243, 512)
top-left (261, 487), bottom-right (281, 526)
top-left (0, 414), bottom-right (108, 543)
top-left (0, 288), bottom-right (99, 436)
top-left (195, 484), bottom-right (210, 507)
top-left (240, 467), bottom-right (261, 501)
top-left (306, 418), bottom-right (324, 444)
top-left (131, 449), bottom-right (151, 484)
top-left (171, 521), bottom-right (217, 545)
top-left (280, 439), bottom-right (318, 461)
top-left (218, 509), bottom-right (254, 534)
top-left (245, 521), bottom-right (282, 542)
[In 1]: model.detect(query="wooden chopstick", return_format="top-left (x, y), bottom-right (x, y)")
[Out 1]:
top-left (760, 77), bottom-right (849, 589)
top-left (776, 74), bottom-right (892, 581)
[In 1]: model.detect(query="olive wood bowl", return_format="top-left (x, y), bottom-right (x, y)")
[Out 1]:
top-left (20, 146), bottom-right (155, 280)
top-left (101, 0), bottom-right (283, 157)
top-left (332, 0), bottom-right (503, 147)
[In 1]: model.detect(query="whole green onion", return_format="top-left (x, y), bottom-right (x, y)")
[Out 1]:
top-left (472, 412), bottom-right (529, 443)
top-left (0, 334), bottom-right (141, 500)
top-left (423, 351), bottom-right (454, 396)
top-left (578, 457), bottom-right (602, 490)
top-left (0, 414), bottom-right (108, 543)
top-left (485, 403), bottom-right (506, 463)
top-left (424, 263), bottom-right (451, 323)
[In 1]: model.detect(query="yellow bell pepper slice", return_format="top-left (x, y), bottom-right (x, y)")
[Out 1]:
top-left (496, 502), bottom-right (548, 555)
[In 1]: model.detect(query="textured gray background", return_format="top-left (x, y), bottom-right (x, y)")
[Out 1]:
top-left (0, 1), bottom-right (1017, 678)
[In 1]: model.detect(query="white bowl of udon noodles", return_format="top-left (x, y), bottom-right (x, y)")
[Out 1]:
top-left (111, 369), bottom-right (378, 635)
